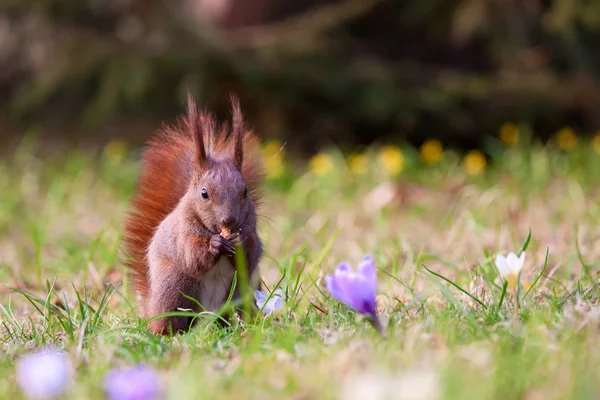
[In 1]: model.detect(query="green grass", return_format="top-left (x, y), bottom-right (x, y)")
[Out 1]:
top-left (0, 133), bottom-right (599, 399)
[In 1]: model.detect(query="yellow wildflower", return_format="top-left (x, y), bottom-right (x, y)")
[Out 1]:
top-left (498, 122), bottom-right (519, 146)
top-left (263, 140), bottom-right (285, 178)
top-left (420, 139), bottom-right (443, 165)
top-left (264, 140), bottom-right (285, 159)
top-left (592, 132), bottom-right (600, 154)
top-left (378, 145), bottom-right (404, 176)
top-left (348, 153), bottom-right (368, 175)
top-left (309, 153), bottom-right (334, 177)
top-left (463, 150), bottom-right (486, 176)
top-left (103, 139), bottom-right (128, 163)
top-left (265, 156), bottom-right (284, 178)
top-left (556, 127), bottom-right (577, 151)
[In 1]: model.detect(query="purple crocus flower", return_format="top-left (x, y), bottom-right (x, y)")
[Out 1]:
top-left (254, 288), bottom-right (284, 314)
top-left (325, 254), bottom-right (383, 334)
top-left (16, 348), bottom-right (71, 399)
top-left (103, 364), bottom-right (162, 400)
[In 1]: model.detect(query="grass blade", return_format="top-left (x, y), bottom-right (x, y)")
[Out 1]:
top-left (523, 247), bottom-right (550, 301)
top-left (497, 280), bottom-right (508, 310)
top-left (519, 228), bottom-right (532, 254)
top-left (421, 264), bottom-right (487, 309)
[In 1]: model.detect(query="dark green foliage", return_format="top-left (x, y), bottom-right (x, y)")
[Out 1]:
top-left (2, 0), bottom-right (600, 151)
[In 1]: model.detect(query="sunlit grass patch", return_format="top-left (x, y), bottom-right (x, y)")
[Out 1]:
top-left (0, 131), bottom-right (599, 399)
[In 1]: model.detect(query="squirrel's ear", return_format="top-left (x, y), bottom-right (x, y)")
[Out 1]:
top-left (231, 94), bottom-right (244, 170)
top-left (188, 94), bottom-right (208, 168)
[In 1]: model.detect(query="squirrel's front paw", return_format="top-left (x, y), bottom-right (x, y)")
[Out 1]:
top-left (209, 234), bottom-right (236, 258)
top-left (227, 230), bottom-right (247, 249)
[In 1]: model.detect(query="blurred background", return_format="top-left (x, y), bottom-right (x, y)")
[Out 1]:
top-left (1, 0), bottom-right (600, 155)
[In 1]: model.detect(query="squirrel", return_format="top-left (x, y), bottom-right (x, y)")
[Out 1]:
top-left (121, 94), bottom-right (264, 335)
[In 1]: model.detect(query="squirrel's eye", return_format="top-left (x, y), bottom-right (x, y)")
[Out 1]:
top-left (243, 187), bottom-right (248, 198)
top-left (201, 188), bottom-right (209, 199)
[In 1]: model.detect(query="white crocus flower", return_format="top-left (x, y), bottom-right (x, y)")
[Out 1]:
top-left (254, 288), bottom-right (284, 314)
top-left (495, 252), bottom-right (525, 289)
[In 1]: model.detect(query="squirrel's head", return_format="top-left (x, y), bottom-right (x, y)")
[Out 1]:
top-left (186, 95), bottom-right (253, 234)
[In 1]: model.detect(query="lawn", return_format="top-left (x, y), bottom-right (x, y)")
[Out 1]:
top-left (0, 130), bottom-right (599, 399)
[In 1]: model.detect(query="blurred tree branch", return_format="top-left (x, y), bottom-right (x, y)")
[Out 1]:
top-left (222, 0), bottom-right (383, 52)
top-left (1, 0), bottom-right (600, 150)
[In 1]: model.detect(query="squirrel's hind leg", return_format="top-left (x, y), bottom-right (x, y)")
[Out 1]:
top-left (146, 269), bottom-right (201, 335)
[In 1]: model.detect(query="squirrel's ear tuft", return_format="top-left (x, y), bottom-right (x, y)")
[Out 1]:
top-left (187, 94), bottom-right (208, 169)
top-left (230, 94), bottom-right (244, 170)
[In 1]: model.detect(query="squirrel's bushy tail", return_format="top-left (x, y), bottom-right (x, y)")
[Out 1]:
top-left (121, 95), bottom-right (264, 302)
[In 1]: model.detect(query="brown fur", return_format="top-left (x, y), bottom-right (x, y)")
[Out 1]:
top-left (121, 94), bottom-right (264, 335)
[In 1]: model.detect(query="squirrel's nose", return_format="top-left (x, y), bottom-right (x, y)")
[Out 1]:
top-left (221, 216), bottom-right (238, 229)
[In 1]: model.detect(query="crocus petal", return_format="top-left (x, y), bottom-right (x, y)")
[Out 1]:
top-left (104, 364), bottom-right (162, 400)
top-left (334, 262), bottom-right (353, 277)
top-left (325, 274), bottom-right (353, 307)
top-left (255, 289), bottom-right (284, 314)
top-left (495, 254), bottom-right (509, 276)
top-left (506, 252), bottom-right (521, 273)
top-left (274, 296), bottom-right (284, 310)
top-left (346, 273), bottom-right (377, 315)
top-left (327, 259), bottom-right (378, 318)
top-left (333, 273), bottom-right (362, 310)
top-left (16, 349), bottom-right (70, 400)
top-left (357, 254), bottom-right (377, 293)
top-left (330, 268), bottom-right (365, 311)
top-left (353, 295), bottom-right (377, 317)
top-left (254, 290), bottom-right (268, 303)
top-left (261, 300), bottom-right (276, 314)
top-left (518, 252), bottom-right (526, 266)
top-left (264, 296), bottom-right (283, 314)
top-left (328, 262), bottom-right (357, 305)
top-left (262, 295), bottom-right (284, 314)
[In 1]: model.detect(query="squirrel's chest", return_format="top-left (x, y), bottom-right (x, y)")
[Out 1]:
top-left (198, 258), bottom-right (235, 312)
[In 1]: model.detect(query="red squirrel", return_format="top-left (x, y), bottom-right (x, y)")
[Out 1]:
top-left (121, 95), bottom-right (264, 335)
